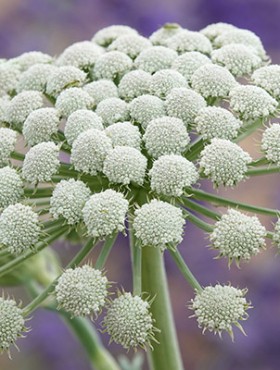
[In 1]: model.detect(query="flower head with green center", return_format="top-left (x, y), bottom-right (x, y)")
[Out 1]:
top-left (55, 265), bottom-right (108, 317)
top-left (103, 292), bottom-right (155, 349)
top-left (190, 284), bottom-right (250, 339)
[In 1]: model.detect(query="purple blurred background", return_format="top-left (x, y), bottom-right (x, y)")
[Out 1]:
top-left (1, 0), bottom-right (280, 369)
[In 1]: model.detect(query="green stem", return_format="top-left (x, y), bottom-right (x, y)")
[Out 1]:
top-left (24, 187), bottom-right (54, 198)
top-left (95, 233), bottom-right (118, 270)
top-left (128, 216), bottom-right (142, 296)
top-left (250, 157), bottom-right (269, 166)
top-left (0, 225), bottom-right (69, 278)
top-left (188, 187), bottom-right (279, 217)
top-left (142, 247), bottom-right (184, 370)
top-left (22, 237), bottom-right (97, 316)
top-left (60, 313), bottom-right (121, 370)
top-left (11, 151), bottom-right (25, 161)
top-left (234, 118), bottom-right (263, 143)
top-left (246, 166), bottom-right (280, 176)
top-left (169, 249), bottom-right (202, 292)
top-left (183, 209), bottom-right (214, 232)
top-left (186, 137), bottom-right (204, 161)
top-left (180, 197), bottom-right (221, 220)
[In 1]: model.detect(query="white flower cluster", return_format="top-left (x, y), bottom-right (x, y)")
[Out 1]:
top-left (0, 297), bottom-right (25, 352)
top-left (103, 292), bottom-right (154, 349)
top-left (200, 139), bottom-right (252, 187)
top-left (0, 22), bottom-right (279, 351)
top-left (133, 199), bottom-right (185, 250)
top-left (82, 189), bottom-right (129, 239)
top-left (50, 179), bottom-right (91, 224)
top-left (0, 203), bottom-right (40, 255)
top-left (55, 265), bottom-right (108, 317)
top-left (190, 285), bottom-right (250, 339)
top-left (210, 209), bottom-right (266, 265)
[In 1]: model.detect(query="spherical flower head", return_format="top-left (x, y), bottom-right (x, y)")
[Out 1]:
top-left (190, 284), bottom-right (250, 339)
top-left (65, 109), bottom-right (103, 146)
top-left (22, 141), bottom-right (60, 183)
top-left (150, 69), bottom-right (188, 98)
top-left (71, 129), bottom-right (112, 175)
top-left (23, 107), bottom-right (60, 146)
top-left (200, 22), bottom-right (237, 41)
top-left (16, 63), bottom-right (57, 93)
top-left (93, 51), bottom-right (133, 81)
top-left (273, 219), bottom-right (280, 248)
top-left (143, 116), bottom-right (190, 158)
top-left (103, 146), bottom-right (147, 186)
top-left (92, 25), bottom-right (138, 47)
top-left (252, 65), bottom-right (280, 99)
top-left (229, 85), bottom-right (278, 121)
top-left (82, 189), bottom-right (128, 238)
top-left (96, 98), bottom-right (129, 126)
top-left (0, 62), bottom-right (21, 96)
top-left (46, 66), bottom-right (87, 98)
top-left (166, 30), bottom-right (212, 54)
top-left (108, 34), bottom-right (152, 59)
top-left (129, 94), bottom-right (165, 129)
top-left (210, 209), bottom-right (266, 266)
top-left (211, 43), bottom-right (261, 77)
top-left (261, 123), bottom-right (280, 165)
top-left (165, 87), bottom-right (206, 126)
top-left (194, 106), bottom-right (242, 141)
top-left (214, 29), bottom-right (267, 60)
top-left (105, 121), bottom-right (141, 150)
top-left (0, 203), bottom-right (40, 255)
top-left (133, 199), bottom-right (185, 249)
top-left (171, 51), bottom-right (212, 81)
top-left (0, 96), bottom-right (10, 122)
top-left (55, 87), bottom-right (94, 117)
top-left (134, 46), bottom-right (177, 74)
top-left (150, 154), bottom-right (198, 196)
top-left (200, 139), bottom-right (252, 187)
top-left (118, 70), bottom-right (152, 101)
top-left (0, 167), bottom-right (23, 209)
top-left (9, 51), bottom-right (52, 71)
top-left (6, 91), bottom-right (44, 127)
top-left (50, 179), bottom-right (91, 225)
top-left (103, 292), bottom-right (155, 349)
top-left (191, 64), bottom-right (237, 99)
top-left (83, 79), bottom-right (118, 105)
top-left (149, 23), bottom-right (182, 45)
top-left (0, 297), bottom-right (25, 353)
top-left (0, 128), bottom-right (17, 168)
top-left (56, 41), bottom-right (103, 69)
top-left (55, 265), bottom-right (108, 317)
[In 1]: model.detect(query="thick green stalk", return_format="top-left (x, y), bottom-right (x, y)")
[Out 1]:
top-left (182, 209), bottom-right (214, 232)
top-left (246, 166), bottom-right (280, 176)
top-left (142, 246), bottom-right (184, 370)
